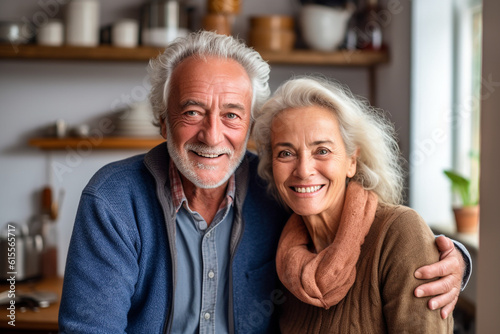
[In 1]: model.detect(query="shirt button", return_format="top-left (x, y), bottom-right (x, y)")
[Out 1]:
top-left (198, 221), bottom-right (207, 230)
top-left (208, 270), bottom-right (215, 279)
top-left (206, 231), bottom-right (211, 238)
top-left (204, 312), bottom-right (211, 320)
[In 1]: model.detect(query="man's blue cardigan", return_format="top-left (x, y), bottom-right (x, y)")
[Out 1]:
top-left (59, 144), bottom-right (289, 333)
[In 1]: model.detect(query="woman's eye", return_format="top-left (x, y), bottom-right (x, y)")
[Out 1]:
top-left (318, 149), bottom-right (329, 155)
top-left (278, 151), bottom-right (292, 158)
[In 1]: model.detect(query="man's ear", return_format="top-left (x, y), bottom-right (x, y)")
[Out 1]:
top-left (347, 147), bottom-right (359, 178)
top-left (160, 117), bottom-right (168, 139)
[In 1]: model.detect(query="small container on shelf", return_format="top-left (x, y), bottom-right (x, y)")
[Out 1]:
top-left (65, 0), bottom-right (100, 47)
top-left (112, 19), bottom-right (139, 48)
top-left (248, 15), bottom-right (296, 53)
top-left (348, 0), bottom-right (386, 51)
top-left (207, 0), bottom-right (240, 15)
top-left (299, 3), bottom-right (355, 52)
top-left (205, 0), bottom-right (241, 36)
top-left (141, 0), bottom-right (189, 47)
top-left (37, 19), bottom-right (64, 46)
top-left (202, 13), bottom-right (231, 36)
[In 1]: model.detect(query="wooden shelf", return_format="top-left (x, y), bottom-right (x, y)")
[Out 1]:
top-left (29, 137), bottom-right (165, 150)
top-left (0, 43), bottom-right (388, 66)
top-left (257, 49), bottom-right (389, 66)
top-left (28, 137), bottom-right (257, 151)
top-left (0, 44), bottom-right (165, 62)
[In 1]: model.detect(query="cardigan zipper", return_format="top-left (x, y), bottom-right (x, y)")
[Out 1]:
top-left (162, 208), bottom-right (177, 334)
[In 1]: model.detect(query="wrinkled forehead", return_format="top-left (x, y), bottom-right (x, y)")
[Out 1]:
top-left (169, 55), bottom-right (253, 100)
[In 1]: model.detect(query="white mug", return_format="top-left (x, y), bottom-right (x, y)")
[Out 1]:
top-left (38, 20), bottom-right (64, 46)
top-left (112, 19), bottom-right (139, 48)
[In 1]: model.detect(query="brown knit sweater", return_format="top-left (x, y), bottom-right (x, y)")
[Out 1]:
top-left (278, 204), bottom-right (454, 333)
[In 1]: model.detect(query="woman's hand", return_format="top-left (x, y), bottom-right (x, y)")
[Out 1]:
top-left (413, 235), bottom-right (465, 319)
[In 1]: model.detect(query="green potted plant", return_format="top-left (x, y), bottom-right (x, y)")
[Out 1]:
top-left (443, 168), bottom-right (479, 233)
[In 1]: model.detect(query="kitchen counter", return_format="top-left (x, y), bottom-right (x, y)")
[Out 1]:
top-left (0, 276), bottom-right (62, 333)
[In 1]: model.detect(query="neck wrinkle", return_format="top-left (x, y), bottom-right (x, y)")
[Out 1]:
top-left (302, 188), bottom-right (347, 253)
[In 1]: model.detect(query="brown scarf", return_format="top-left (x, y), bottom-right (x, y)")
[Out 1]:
top-left (276, 181), bottom-right (378, 309)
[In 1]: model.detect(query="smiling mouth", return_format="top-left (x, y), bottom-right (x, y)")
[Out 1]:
top-left (192, 151), bottom-right (224, 158)
top-left (291, 185), bottom-right (324, 193)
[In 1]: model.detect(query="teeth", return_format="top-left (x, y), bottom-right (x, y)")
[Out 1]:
top-left (197, 152), bottom-right (220, 158)
top-left (294, 185), bottom-right (322, 193)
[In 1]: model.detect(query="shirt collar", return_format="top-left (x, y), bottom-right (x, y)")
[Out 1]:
top-left (169, 159), bottom-right (235, 213)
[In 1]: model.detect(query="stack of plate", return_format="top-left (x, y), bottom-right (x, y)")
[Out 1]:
top-left (114, 102), bottom-right (160, 137)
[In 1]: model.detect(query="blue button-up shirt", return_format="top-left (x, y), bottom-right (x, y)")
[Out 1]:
top-left (169, 162), bottom-right (235, 334)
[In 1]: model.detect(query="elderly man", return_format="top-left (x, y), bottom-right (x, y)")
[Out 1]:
top-left (59, 31), bottom-right (470, 333)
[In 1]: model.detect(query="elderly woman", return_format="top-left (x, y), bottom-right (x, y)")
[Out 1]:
top-left (253, 76), bottom-right (453, 333)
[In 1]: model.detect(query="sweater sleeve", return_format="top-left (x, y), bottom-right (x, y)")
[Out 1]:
top-left (59, 192), bottom-right (139, 334)
top-left (379, 208), bottom-right (454, 334)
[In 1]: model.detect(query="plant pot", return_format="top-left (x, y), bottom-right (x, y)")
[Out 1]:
top-left (453, 205), bottom-right (479, 233)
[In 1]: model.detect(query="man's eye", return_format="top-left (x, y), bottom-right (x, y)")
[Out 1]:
top-left (226, 113), bottom-right (237, 119)
top-left (185, 110), bottom-right (198, 116)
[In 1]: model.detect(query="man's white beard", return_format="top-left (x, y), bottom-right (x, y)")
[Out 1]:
top-left (166, 125), bottom-right (249, 189)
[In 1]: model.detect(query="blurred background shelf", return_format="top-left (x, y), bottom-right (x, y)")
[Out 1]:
top-left (28, 137), bottom-right (257, 151)
top-left (258, 49), bottom-right (389, 66)
top-left (0, 44), bottom-right (389, 66)
top-left (0, 44), bottom-right (165, 62)
top-left (28, 137), bottom-right (165, 150)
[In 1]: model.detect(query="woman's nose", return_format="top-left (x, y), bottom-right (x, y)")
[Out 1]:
top-left (293, 155), bottom-right (314, 179)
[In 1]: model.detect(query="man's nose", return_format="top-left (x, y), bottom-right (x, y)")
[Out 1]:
top-left (198, 115), bottom-right (224, 146)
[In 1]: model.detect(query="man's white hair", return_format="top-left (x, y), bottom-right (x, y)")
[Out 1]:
top-left (148, 30), bottom-right (271, 129)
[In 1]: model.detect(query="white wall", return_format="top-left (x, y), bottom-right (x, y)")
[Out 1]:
top-left (476, 0), bottom-right (500, 331)
top-left (0, 0), bottom-right (411, 276)
top-left (0, 60), bottom-right (154, 276)
top-left (410, 0), bottom-right (454, 223)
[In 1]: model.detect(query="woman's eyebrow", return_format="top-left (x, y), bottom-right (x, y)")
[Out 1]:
top-left (273, 140), bottom-right (335, 150)
top-left (310, 140), bottom-right (334, 146)
top-left (273, 142), bottom-right (294, 149)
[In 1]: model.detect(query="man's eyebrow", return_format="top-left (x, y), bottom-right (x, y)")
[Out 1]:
top-left (180, 101), bottom-right (246, 111)
top-left (223, 103), bottom-right (246, 111)
top-left (180, 100), bottom-right (206, 109)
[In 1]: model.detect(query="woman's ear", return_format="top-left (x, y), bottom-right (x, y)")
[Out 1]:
top-left (346, 147), bottom-right (359, 178)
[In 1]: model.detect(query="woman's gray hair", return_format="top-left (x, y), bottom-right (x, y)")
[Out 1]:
top-left (253, 75), bottom-right (405, 205)
top-left (148, 30), bottom-right (271, 127)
